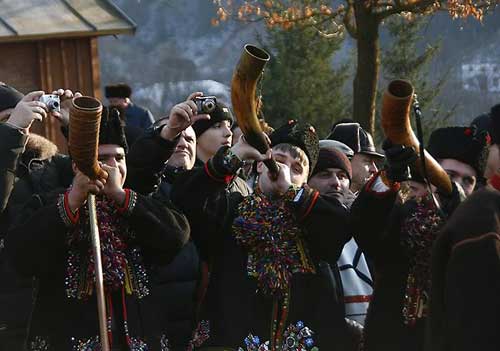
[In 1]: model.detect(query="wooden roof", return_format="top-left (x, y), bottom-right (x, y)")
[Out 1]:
top-left (0, 0), bottom-right (136, 43)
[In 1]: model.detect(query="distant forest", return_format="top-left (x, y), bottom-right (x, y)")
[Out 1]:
top-left (99, 0), bottom-right (500, 127)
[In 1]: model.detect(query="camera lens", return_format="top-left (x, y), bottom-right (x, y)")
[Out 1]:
top-left (53, 101), bottom-right (60, 108)
top-left (203, 100), bottom-right (215, 113)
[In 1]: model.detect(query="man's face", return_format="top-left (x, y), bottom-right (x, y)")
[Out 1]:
top-left (485, 144), bottom-right (500, 182)
top-left (107, 97), bottom-right (128, 109)
top-left (257, 148), bottom-right (309, 193)
top-left (309, 167), bottom-right (350, 200)
top-left (439, 158), bottom-right (477, 196)
top-left (350, 153), bottom-right (379, 192)
top-left (196, 120), bottom-right (232, 162)
top-left (167, 126), bottom-right (196, 170)
top-left (98, 144), bottom-right (127, 186)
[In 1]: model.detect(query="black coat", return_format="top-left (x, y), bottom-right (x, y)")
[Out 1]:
top-left (0, 125), bottom-right (66, 348)
top-left (350, 180), bottom-right (464, 351)
top-left (0, 124), bottom-right (28, 213)
top-left (427, 188), bottom-right (500, 351)
top-left (170, 148), bottom-right (351, 350)
top-left (0, 124), bottom-right (29, 349)
top-left (126, 129), bottom-right (204, 350)
top-left (350, 186), bottom-right (425, 351)
top-left (5, 188), bottom-right (190, 351)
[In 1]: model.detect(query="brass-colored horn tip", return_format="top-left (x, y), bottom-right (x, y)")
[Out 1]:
top-left (387, 80), bottom-right (413, 99)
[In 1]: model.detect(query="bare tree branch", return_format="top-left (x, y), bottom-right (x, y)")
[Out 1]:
top-left (376, 0), bottom-right (436, 20)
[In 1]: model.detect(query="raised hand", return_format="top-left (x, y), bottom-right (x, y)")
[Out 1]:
top-left (7, 91), bottom-right (47, 131)
top-left (260, 162), bottom-right (292, 196)
top-left (50, 89), bottom-right (83, 127)
top-left (100, 164), bottom-right (126, 206)
top-left (160, 92), bottom-right (210, 140)
top-left (383, 139), bottom-right (417, 182)
top-left (231, 134), bottom-right (272, 162)
top-left (67, 169), bottom-right (106, 212)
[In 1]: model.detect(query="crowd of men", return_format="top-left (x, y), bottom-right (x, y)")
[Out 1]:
top-left (0, 81), bottom-right (499, 351)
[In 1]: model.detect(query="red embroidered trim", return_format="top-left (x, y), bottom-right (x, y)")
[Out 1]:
top-left (116, 189), bottom-right (131, 214)
top-left (63, 190), bottom-right (80, 224)
top-left (204, 162), bottom-right (220, 182)
top-left (224, 175), bottom-right (234, 184)
top-left (364, 171), bottom-right (400, 198)
top-left (344, 295), bottom-right (372, 304)
top-left (489, 174), bottom-right (500, 191)
top-left (300, 190), bottom-right (319, 221)
top-left (204, 162), bottom-right (233, 184)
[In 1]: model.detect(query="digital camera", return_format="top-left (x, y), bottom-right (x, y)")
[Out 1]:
top-left (40, 94), bottom-right (61, 112)
top-left (194, 96), bottom-right (217, 114)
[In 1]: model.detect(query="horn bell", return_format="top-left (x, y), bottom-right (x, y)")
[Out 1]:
top-left (381, 80), bottom-right (452, 195)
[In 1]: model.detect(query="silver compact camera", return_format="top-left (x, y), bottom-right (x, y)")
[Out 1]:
top-left (194, 96), bottom-right (217, 114)
top-left (40, 94), bottom-right (61, 112)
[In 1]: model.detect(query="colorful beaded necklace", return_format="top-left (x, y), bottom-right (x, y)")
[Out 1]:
top-left (401, 195), bottom-right (445, 326)
top-left (64, 196), bottom-right (150, 350)
top-left (232, 188), bottom-right (315, 349)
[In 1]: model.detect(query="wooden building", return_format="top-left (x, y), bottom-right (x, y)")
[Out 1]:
top-left (0, 0), bottom-right (136, 152)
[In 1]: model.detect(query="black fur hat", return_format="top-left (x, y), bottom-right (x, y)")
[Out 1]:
top-left (0, 83), bottom-right (24, 112)
top-left (105, 83), bottom-right (132, 99)
top-left (427, 126), bottom-right (489, 176)
top-left (99, 107), bottom-right (128, 153)
top-left (270, 120), bottom-right (319, 174)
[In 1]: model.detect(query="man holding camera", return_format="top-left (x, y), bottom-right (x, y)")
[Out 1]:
top-left (0, 84), bottom-right (80, 350)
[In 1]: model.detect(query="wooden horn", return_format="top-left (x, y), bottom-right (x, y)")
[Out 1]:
top-left (69, 96), bottom-right (107, 180)
top-left (68, 96), bottom-right (110, 351)
top-left (381, 80), bottom-right (453, 195)
top-left (231, 44), bottom-right (279, 178)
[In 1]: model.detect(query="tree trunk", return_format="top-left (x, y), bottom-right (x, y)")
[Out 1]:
top-left (352, 3), bottom-right (380, 136)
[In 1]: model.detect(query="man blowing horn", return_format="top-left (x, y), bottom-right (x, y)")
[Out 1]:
top-left (171, 120), bottom-right (351, 350)
top-left (5, 108), bottom-right (190, 350)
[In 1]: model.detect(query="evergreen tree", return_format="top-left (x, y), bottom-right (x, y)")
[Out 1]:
top-left (258, 25), bottom-right (350, 137)
top-left (375, 14), bottom-right (453, 144)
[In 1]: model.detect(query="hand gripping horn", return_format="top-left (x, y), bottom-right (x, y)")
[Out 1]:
top-left (231, 44), bottom-right (279, 178)
top-left (381, 80), bottom-right (452, 195)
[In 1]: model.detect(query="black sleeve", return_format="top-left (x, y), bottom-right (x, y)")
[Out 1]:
top-left (170, 146), bottom-right (242, 256)
top-left (127, 191), bottom-right (190, 264)
top-left (126, 127), bottom-right (178, 195)
top-left (5, 191), bottom-right (69, 276)
top-left (6, 190), bottom-right (190, 276)
top-left (0, 124), bottom-right (27, 213)
top-left (285, 187), bottom-right (351, 262)
top-left (350, 184), bottom-right (402, 265)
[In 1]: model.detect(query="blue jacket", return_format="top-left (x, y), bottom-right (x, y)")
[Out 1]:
top-left (125, 103), bottom-right (155, 129)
